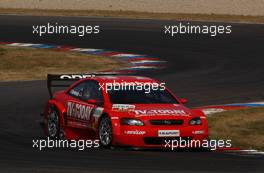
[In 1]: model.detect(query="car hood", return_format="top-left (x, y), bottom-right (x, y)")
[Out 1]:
top-left (111, 103), bottom-right (193, 118)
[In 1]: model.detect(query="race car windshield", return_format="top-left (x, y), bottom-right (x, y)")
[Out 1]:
top-left (108, 89), bottom-right (178, 104)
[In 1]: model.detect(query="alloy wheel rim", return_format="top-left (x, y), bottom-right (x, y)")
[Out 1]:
top-left (99, 119), bottom-right (112, 146)
top-left (47, 111), bottom-right (58, 137)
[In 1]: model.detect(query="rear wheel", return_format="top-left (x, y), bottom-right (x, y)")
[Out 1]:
top-left (47, 107), bottom-right (60, 139)
top-left (99, 116), bottom-right (113, 147)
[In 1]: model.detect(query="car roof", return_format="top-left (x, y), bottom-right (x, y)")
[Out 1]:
top-left (86, 75), bottom-right (158, 83)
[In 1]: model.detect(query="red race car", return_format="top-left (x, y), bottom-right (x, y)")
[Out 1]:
top-left (43, 74), bottom-right (208, 148)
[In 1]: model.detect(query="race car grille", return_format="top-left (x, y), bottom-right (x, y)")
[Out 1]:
top-left (144, 137), bottom-right (192, 145)
top-left (149, 119), bottom-right (184, 125)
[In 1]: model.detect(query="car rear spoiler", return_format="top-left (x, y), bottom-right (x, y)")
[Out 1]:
top-left (47, 72), bottom-right (130, 98)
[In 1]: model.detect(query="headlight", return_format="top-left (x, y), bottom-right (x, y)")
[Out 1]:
top-left (189, 117), bottom-right (202, 125)
top-left (121, 118), bottom-right (144, 126)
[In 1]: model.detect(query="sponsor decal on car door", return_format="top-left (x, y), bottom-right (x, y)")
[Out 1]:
top-left (66, 100), bottom-right (95, 128)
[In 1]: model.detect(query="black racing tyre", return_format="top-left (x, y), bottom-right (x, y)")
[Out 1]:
top-left (98, 116), bottom-right (113, 147)
top-left (47, 106), bottom-right (60, 139)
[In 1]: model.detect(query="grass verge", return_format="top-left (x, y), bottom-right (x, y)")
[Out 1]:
top-left (0, 8), bottom-right (264, 24)
top-left (0, 45), bottom-right (126, 81)
top-left (207, 107), bottom-right (264, 150)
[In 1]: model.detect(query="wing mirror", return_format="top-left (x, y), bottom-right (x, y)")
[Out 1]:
top-left (87, 99), bottom-right (98, 105)
top-left (179, 98), bottom-right (188, 104)
top-left (87, 99), bottom-right (103, 106)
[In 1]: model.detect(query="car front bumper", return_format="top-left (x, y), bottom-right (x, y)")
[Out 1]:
top-left (112, 124), bottom-right (208, 148)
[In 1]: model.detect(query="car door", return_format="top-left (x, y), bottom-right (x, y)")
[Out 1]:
top-left (65, 80), bottom-right (104, 129)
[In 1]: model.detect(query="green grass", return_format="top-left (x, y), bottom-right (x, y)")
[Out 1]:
top-left (0, 45), bottom-right (127, 81)
top-left (207, 107), bottom-right (264, 150)
top-left (0, 8), bottom-right (264, 23)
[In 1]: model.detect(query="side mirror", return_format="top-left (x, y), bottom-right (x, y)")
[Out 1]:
top-left (179, 98), bottom-right (188, 104)
top-left (87, 99), bottom-right (98, 105)
top-left (87, 99), bottom-right (103, 106)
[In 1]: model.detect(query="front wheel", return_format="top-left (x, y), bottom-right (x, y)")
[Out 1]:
top-left (99, 116), bottom-right (113, 147)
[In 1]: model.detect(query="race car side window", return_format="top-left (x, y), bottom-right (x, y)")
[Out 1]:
top-left (68, 80), bottom-right (103, 104)
top-left (81, 80), bottom-right (104, 102)
top-left (68, 82), bottom-right (86, 98)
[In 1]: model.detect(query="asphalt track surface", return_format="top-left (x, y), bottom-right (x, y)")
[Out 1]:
top-left (0, 15), bottom-right (263, 172)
